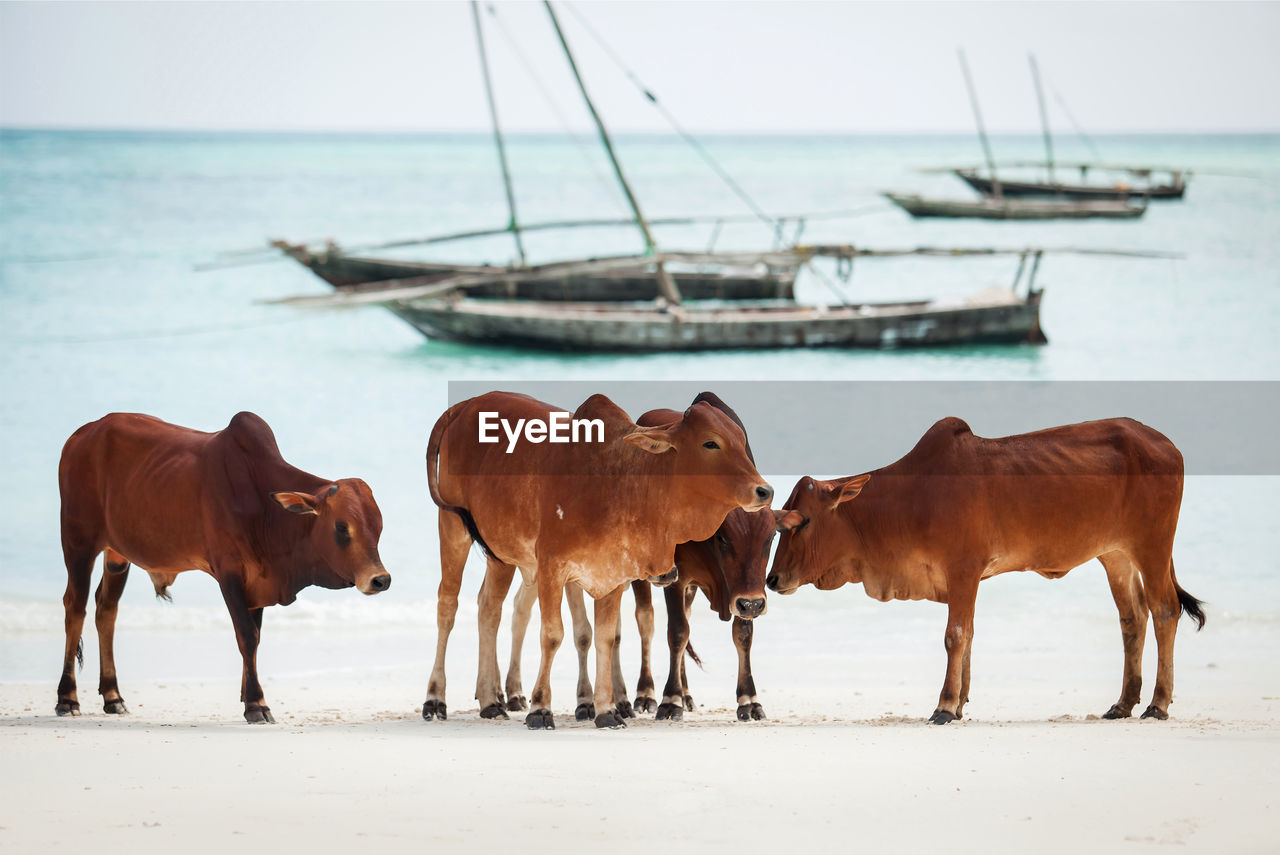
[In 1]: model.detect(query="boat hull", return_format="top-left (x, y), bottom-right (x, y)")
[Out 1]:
top-left (282, 248), bottom-right (797, 301)
top-left (885, 193), bottom-right (1145, 220)
top-left (955, 171), bottom-right (1185, 200)
top-left (384, 293), bottom-right (1047, 352)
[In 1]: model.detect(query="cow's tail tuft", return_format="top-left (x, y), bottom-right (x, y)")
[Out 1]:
top-left (1172, 561), bottom-right (1206, 631)
top-left (685, 640), bottom-right (703, 670)
top-left (427, 401), bottom-right (498, 562)
top-left (75, 638), bottom-right (83, 670)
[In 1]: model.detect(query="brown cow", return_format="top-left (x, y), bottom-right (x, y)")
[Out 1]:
top-left (496, 393), bottom-right (785, 723)
top-left (56, 411), bottom-right (390, 722)
top-left (768, 416), bottom-right (1205, 724)
top-left (424, 391), bottom-right (772, 728)
top-left (631, 392), bottom-right (785, 722)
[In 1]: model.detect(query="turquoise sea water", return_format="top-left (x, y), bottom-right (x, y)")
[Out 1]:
top-left (1, 129), bottom-right (1278, 683)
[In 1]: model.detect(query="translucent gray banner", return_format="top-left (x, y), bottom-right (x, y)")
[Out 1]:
top-left (447, 381), bottom-right (1280, 476)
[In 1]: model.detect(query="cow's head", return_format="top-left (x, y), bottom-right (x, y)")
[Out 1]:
top-left (687, 506), bottom-right (803, 619)
top-left (624, 400), bottom-right (773, 537)
top-left (767, 473), bottom-right (871, 595)
top-left (271, 479), bottom-right (390, 595)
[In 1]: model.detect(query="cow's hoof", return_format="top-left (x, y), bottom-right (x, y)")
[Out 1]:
top-left (422, 700), bottom-right (447, 722)
top-left (1140, 704), bottom-right (1169, 721)
top-left (615, 699), bottom-right (635, 719)
top-left (1102, 704), bottom-right (1132, 720)
top-left (683, 694), bottom-right (696, 712)
top-left (103, 699), bottom-right (129, 715)
top-left (506, 695), bottom-right (527, 712)
top-left (655, 702), bottom-right (684, 721)
top-left (737, 702), bottom-right (766, 721)
top-left (55, 701), bottom-right (80, 717)
top-left (595, 711), bottom-right (627, 729)
top-left (634, 696), bottom-right (657, 714)
top-left (244, 707), bottom-right (275, 724)
top-left (525, 709), bottom-right (555, 730)
top-left (480, 702), bottom-right (509, 720)
top-left (574, 703), bottom-right (595, 721)
top-left (927, 709), bottom-right (956, 725)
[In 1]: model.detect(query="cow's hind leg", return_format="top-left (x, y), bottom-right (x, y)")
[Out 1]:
top-left (610, 610), bottom-right (632, 718)
top-left (95, 550), bottom-right (131, 714)
top-left (656, 582), bottom-right (690, 721)
top-left (930, 570), bottom-right (979, 725)
top-left (1135, 549), bottom-right (1181, 720)
top-left (565, 582), bottom-right (596, 721)
top-left (592, 585), bottom-right (628, 729)
top-left (476, 557), bottom-right (516, 719)
top-left (1099, 551), bottom-right (1148, 719)
top-left (526, 570), bottom-right (566, 730)
top-left (632, 581), bottom-right (657, 713)
top-left (733, 617), bottom-right (765, 721)
top-left (56, 546), bottom-right (97, 716)
top-left (504, 576), bottom-right (536, 712)
top-left (680, 585), bottom-right (697, 711)
top-left (424, 510), bottom-right (470, 722)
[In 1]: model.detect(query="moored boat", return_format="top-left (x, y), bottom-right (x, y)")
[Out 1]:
top-left (884, 192), bottom-right (1147, 220)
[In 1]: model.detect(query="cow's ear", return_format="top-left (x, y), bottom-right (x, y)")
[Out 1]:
top-left (775, 509), bottom-right (806, 532)
top-left (271, 491), bottom-right (320, 515)
top-left (624, 427), bottom-right (675, 455)
top-left (832, 473), bottom-right (871, 506)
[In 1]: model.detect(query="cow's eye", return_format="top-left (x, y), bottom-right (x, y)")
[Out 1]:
top-left (702, 440), bottom-right (720, 450)
top-left (334, 521), bottom-right (352, 547)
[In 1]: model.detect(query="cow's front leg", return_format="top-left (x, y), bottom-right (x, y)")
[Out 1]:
top-left (526, 570), bottom-right (566, 730)
top-left (610, 612), bottom-right (632, 718)
top-left (733, 617), bottom-right (765, 721)
top-left (220, 577), bottom-right (272, 723)
top-left (930, 573), bottom-right (978, 725)
top-left (591, 585), bottom-right (627, 729)
top-left (656, 582), bottom-right (690, 721)
top-left (631, 580), bottom-right (657, 713)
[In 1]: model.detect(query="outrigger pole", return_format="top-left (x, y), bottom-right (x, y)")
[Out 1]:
top-left (957, 48), bottom-right (1002, 200)
top-left (544, 0), bottom-right (683, 305)
top-left (472, 0), bottom-right (526, 266)
top-left (1028, 53), bottom-right (1056, 186)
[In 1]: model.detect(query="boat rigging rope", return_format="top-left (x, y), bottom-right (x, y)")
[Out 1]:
top-left (562, 1), bottom-right (778, 232)
top-left (483, 3), bottom-right (629, 216)
top-left (1044, 73), bottom-right (1103, 161)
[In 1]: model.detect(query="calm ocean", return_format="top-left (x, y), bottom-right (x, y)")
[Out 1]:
top-left (2, 129), bottom-right (1277, 682)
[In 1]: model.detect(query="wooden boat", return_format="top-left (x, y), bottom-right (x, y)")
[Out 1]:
top-left (364, 289), bottom-right (1046, 351)
top-left (274, 241), bottom-right (797, 302)
top-left (884, 192), bottom-right (1147, 220)
top-left (954, 167), bottom-right (1186, 200)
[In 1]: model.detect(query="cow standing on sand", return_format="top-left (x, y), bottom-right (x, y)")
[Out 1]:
top-left (768, 416), bottom-right (1205, 724)
top-left (631, 393), bottom-right (785, 722)
top-left (56, 412), bottom-right (391, 723)
top-left (423, 391), bottom-right (772, 729)
top-left (494, 393), bottom-right (785, 723)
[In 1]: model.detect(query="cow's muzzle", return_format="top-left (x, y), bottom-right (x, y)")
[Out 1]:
top-left (733, 597), bottom-right (767, 619)
top-left (648, 566), bottom-right (679, 587)
top-left (360, 572), bottom-right (392, 595)
top-left (766, 573), bottom-right (797, 595)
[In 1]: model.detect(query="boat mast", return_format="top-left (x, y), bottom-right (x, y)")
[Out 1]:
top-left (1028, 53), bottom-right (1056, 186)
top-left (544, 0), bottom-right (683, 305)
top-left (472, 1), bottom-right (526, 266)
top-left (957, 48), bottom-right (1001, 200)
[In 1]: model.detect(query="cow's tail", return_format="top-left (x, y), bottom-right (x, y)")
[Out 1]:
top-left (685, 640), bottom-right (703, 670)
top-left (426, 401), bottom-right (497, 561)
top-left (75, 638), bottom-right (83, 670)
top-left (1171, 560), bottom-right (1206, 631)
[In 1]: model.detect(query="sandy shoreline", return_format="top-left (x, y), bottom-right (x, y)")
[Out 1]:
top-left (3, 599), bottom-right (1277, 854)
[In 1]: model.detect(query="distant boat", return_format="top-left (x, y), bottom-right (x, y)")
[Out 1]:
top-left (884, 192), bottom-right (1147, 220)
top-left (953, 165), bottom-right (1186, 201)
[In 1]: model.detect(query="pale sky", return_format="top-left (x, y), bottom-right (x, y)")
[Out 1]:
top-left (2, 1), bottom-right (1278, 134)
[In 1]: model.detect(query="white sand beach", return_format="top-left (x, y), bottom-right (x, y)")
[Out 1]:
top-left (3, 589), bottom-right (1277, 854)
